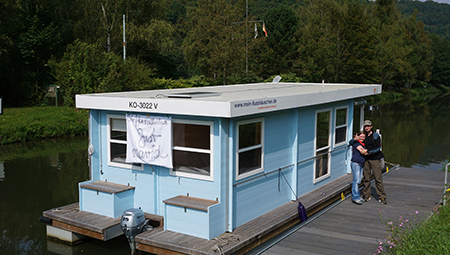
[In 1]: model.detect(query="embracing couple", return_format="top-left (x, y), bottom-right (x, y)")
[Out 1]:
top-left (350, 120), bottom-right (387, 205)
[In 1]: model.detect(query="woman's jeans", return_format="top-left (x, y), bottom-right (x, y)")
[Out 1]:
top-left (351, 162), bottom-right (364, 201)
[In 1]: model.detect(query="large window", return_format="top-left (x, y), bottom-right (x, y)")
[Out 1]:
top-left (334, 107), bottom-right (348, 146)
top-left (237, 119), bottom-right (264, 180)
top-left (107, 115), bottom-right (143, 170)
top-left (171, 120), bottom-right (213, 180)
top-left (315, 110), bottom-right (331, 182)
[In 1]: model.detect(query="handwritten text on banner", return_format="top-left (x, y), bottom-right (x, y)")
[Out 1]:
top-left (126, 114), bottom-right (173, 168)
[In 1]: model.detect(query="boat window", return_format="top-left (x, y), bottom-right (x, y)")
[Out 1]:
top-left (107, 115), bottom-right (143, 170)
top-left (315, 110), bottom-right (331, 182)
top-left (170, 120), bottom-right (213, 181)
top-left (236, 118), bottom-right (264, 180)
top-left (334, 107), bottom-right (348, 147)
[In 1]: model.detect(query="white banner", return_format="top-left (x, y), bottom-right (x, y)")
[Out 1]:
top-left (126, 114), bottom-right (172, 168)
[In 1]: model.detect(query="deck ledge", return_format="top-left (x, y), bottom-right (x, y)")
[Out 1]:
top-left (80, 181), bottom-right (135, 194)
top-left (163, 195), bottom-right (218, 212)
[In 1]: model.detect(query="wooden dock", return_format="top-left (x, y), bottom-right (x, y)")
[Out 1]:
top-left (262, 167), bottom-right (445, 255)
top-left (41, 166), bottom-right (445, 255)
top-left (136, 172), bottom-right (357, 255)
top-left (42, 203), bottom-right (163, 242)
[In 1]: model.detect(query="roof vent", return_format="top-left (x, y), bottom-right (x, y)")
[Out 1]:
top-left (166, 92), bottom-right (221, 98)
top-left (272, 76), bottom-right (282, 83)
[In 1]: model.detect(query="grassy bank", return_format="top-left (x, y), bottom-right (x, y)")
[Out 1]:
top-left (377, 200), bottom-right (450, 255)
top-left (393, 203), bottom-right (450, 254)
top-left (0, 106), bottom-right (88, 145)
top-left (375, 159), bottom-right (450, 255)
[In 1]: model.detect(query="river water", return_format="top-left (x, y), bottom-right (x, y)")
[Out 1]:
top-left (0, 94), bottom-right (449, 255)
top-left (365, 93), bottom-right (450, 170)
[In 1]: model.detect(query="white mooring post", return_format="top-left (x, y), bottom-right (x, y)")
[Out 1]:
top-left (444, 162), bottom-right (450, 205)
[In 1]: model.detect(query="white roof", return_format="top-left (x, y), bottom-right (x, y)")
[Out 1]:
top-left (75, 82), bottom-right (381, 118)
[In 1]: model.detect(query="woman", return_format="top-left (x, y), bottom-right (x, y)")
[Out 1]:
top-left (350, 131), bottom-right (367, 205)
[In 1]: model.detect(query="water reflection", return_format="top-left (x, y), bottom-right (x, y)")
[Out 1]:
top-left (0, 137), bottom-right (129, 255)
top-left (365, 93), bottom-right (450, 170)
top-left (0, 162), bottom-right (4, 181)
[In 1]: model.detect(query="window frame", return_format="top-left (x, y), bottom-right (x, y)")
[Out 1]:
top-left (333, 106), bottom-right (348, 148)
top-left (106, 114), bottom-right (144, 170)
top-left (169, 119), bottom-right (214, 181)
top-left (236, 118), bottom-right (264, 181)
top-left (314, 109), bottom-right (332, 183)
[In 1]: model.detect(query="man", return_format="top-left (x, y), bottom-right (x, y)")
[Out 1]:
top-left (361, 120), bottom-right (387, 204)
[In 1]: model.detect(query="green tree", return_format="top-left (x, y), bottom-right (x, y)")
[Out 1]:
top-left (401, 10), bottom-right (433, 85)
top-left (72, 0), bottom-right (125, 52)
top-left (295, 0), bottom-right (341, 82)
top-left (0, 0), bottom-right (18, 106)
top-left (430, 33), bottom-right (450, 86)
top-left (263, 5), bottom-right (299, 76)
top-left (247, 32), bottom-right (271, 79)
top-left (373, 1), bottom-right (433, 89)
top-left (126, 19), bottom-right (177, 78)
top-left (375, 21), bottom-right (415, 88)
top-left (337, 4), bottom-right (378, 83)
top-left (397, 0), bottom-right (450, 41)
top-left (0, 0), bottom-right (80, 106)
top-left (295, 0), bottom-right (378, 83)
top-left (49, 40), bottom-right (155, 106)
top-left (18, 13), bottom-right (61, 103)
top-left (182, 0), bottom-right (246, 84)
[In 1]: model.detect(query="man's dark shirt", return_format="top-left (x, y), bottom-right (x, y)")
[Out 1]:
top-left (365, 131), bottom-right (384, 160)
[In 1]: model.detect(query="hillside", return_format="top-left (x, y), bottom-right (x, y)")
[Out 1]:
top-left (250, 0), bottom-right (450, 40)
top-left (397, 0), bottom-right (450, 40)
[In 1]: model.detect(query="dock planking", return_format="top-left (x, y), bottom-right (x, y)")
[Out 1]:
top-left (135, 173), bottom-right (355, 255)
top-left (42, 166), bottom-right (444, 254)
top-left (42, 203), bottom-right (164, 242)
top-left (263, 167), bottom-right (445, 255)
top-left (43, 203), bottom-right (121, 241)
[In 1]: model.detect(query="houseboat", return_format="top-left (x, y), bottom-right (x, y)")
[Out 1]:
top-left (42, 80), bottom-right (381, 253)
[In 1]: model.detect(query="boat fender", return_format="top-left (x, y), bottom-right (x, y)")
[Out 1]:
top-left (39, 216), bottom-right (52, 225)
top-left (297, 202), bottom-right (308, 223)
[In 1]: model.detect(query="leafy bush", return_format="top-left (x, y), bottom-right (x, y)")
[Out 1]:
top-left (0, 107), bottom-right (88, 145)
top-left (49, 41), bottom-right (156, 106)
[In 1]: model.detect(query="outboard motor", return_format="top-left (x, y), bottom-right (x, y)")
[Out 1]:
top-left (121, 208), bottom-right (151, 254)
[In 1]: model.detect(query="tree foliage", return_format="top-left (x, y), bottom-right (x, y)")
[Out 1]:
top-left (397, 0), bottom-right (450, 41)
top-left (0, 0), bottom-right (449, 107)
top-left (296, 0), bottom-right (378, 83)
top-left (182, 0), bottom-right (246, 84)
top-left (49, 40), bottom-right (155, 106)
top-left (263, 6), bottom-right (299, 75)
top-left (430, 34), bottom-right (450, 86)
